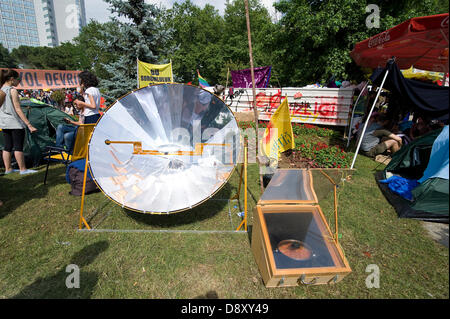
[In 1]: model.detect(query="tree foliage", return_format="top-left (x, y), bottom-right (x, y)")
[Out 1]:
top-left (222, 0), bottom-right (278, 85)
top-left (272, 0), bottom-right (449, 86)
top-left (0, 43), bottom-right (17, 68)
top-left (97, 0), bottom-right (173, 101)
top-left (72, 21), bottom-right (119, 80)
top-left (11, 42), bottom-right (88, 70)
top-left (161, 0), bottom-right (225, 84)
top-left (3, 0), bottom-right (447, 96)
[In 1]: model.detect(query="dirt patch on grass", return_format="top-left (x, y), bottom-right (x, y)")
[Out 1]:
top-left (234, 111), bottom-right (259, 122)
top-left (178, 263), bottom-right (225, 298)
top-left (277, 149), bottom-right (316, 169)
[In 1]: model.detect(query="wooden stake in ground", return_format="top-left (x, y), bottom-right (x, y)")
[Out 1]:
top-left (244, 0), bottom-right (264, 193)
top-left (244, 0), bottom-right (259, 155)
top-left (225, 67), bottom-right (230, 100)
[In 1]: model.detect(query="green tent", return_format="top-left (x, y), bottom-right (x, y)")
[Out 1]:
top-left (376, 128), bottom-right (449, 223)
top-left (0, 98), bottom-right (76, 167)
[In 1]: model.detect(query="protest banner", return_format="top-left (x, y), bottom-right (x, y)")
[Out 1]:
top-left (231, 66), bottom-right (272, 88)
top-left (137, 60), bottom-right (173, 88)
top-left (0, 68), bottom-right (81, 90)
top-left (217, 87), bottom-right (355, 126)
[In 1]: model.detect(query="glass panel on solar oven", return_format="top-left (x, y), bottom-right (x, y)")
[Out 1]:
top-left (259, 169), bottom-right (316, 202)
top-left (262, 211), bottom-right (345, 270)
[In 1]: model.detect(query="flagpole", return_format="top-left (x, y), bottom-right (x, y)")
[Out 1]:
top-left (244, 0), bottom-right (259, 153)
top-left (170, 59), bottom-right (173, 83)
top-left (136, 58), bottom-right (139, 89)
top-left (225, 67), bottom-right (230, 100)
top-left (350, 70), bottom-right (389, 169)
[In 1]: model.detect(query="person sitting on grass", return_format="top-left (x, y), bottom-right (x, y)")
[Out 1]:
top-left (359, 113), bottom-right (403, 158)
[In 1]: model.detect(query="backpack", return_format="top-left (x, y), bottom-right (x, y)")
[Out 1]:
top-left (66, 159), bottom-right (99, 196)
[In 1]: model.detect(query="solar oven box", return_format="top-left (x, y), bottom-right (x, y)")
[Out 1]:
top-left (251, 169), bottom-right (351, 287)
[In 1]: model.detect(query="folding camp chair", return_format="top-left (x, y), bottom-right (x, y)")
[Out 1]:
top-left (43, 124), bottom-right (95, 185)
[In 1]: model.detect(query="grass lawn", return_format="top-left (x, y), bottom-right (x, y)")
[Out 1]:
top-left (0, 154), bottom-right (448, 299)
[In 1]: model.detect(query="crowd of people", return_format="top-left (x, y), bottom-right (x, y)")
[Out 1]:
top-left (19, 88), bottom-right (83, 116)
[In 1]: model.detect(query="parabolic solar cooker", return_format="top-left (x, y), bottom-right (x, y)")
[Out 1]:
top-left (88, 84), bottom-right (241, 214)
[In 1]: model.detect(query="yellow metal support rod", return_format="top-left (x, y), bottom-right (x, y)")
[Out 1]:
top-left (244, 146), bottom-right (248, 232)
top-left (231, 164), bottom-right (244, 201)
top-left (236, 146), bottom-right (248, 232)
top-left (334, 184), bottom-right (338, 244)
top-left (319, 169), bottom-right (339, 244)
top-left (79, 151), bottom-right (91, 230)
top-left (105, 140), bottom-right (229, 156)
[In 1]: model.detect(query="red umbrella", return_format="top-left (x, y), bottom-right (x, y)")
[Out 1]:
top-left (350, 13), bottom-right (449, 72)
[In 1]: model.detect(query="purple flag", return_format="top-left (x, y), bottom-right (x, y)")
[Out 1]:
top-left (231, 66), bottom-right (272, 88)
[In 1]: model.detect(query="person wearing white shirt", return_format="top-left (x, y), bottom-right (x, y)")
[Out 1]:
top-left (73, 71), bottom-right (102, 124)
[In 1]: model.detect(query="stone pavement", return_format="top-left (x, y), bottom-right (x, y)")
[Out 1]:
top-left (422, 222), bottom-right (449, 248)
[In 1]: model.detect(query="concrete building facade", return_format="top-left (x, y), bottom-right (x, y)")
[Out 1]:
top-left (0, 0), bottom-right (86, 50)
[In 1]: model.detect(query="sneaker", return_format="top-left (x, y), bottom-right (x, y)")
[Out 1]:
top-left (3, 169), bottom-right (19, 175)
top-left (19, 169), bottom-right (38, 175)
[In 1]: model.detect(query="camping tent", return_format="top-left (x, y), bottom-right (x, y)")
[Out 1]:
top-left (375, 126), bottom-right (449, 223)
top-left (349, 13), bottom-right (449, 168)
top-left (350, 59), bottom-right (449, 168)
top-left (0, 98), bottom-right (75, 167)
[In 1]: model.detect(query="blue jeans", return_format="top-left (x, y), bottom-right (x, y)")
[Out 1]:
top-left (84, 114), bottom-right (100, 124)
top-left (56, 124), bottom-right (77, 150)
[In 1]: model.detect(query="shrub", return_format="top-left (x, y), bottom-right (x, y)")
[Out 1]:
top-left (237, 120), bottom-right (351, 168)
top-left (50, 89), bottom-right (66, 107)
top-left (292, 123), bottom-right (334, 137)
top-left (296, 141), bottom-right (352, 168)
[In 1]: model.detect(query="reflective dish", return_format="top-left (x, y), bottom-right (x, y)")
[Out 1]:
top-left (88, 84), bottom-right (241, 214)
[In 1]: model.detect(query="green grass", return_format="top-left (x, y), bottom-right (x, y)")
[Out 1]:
top-left (0, 155), bottom-right (448, 299)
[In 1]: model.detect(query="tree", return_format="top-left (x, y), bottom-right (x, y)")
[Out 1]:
top-left (11, 43), bottom-right (89, 71)
top-left (51, 89), bottom-right (66, 108)
top-left (272, 0), bottom-right (449, 86)
top-left (10, 45), bottom-right (42, 69)
top-left (72, 21), bottom-right (119, 79)
top-left (222, 0), bottom-right (277, 85)
top-left (97, 0), bottom-right (173, 101)
top-left (161, 0), bottom-right (225, 85)
top-left (0, 43), bottom-right (17, 68)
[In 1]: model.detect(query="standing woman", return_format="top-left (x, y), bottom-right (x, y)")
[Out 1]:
top-left (73, 71), bottom-right (101, 124)
top-left (0, 69), bottom-right (38, 175)
top-left (0, 90), bottom-right (5, 106)
top-left (1, 91), bottom-right (5, 205)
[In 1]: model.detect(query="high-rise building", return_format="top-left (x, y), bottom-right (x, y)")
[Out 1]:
top-left (0, 0), bottom-right (86, 51)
